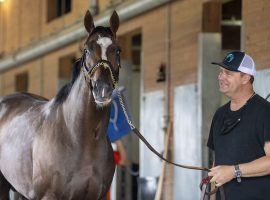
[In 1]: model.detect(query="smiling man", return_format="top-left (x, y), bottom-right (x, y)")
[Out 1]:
top-left (207, 51), bottom-right (270, 200)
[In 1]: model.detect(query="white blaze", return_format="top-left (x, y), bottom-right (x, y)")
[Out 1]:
top-left (97, 37), bottom-right (112, 60)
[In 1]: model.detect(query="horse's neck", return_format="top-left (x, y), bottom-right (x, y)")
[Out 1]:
top-left (61, 73), bottom-right (109, 136)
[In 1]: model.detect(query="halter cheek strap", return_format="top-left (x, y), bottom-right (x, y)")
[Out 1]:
top-left (82, 50), bottom-right (118, 89)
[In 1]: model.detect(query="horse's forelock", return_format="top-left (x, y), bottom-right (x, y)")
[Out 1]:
top-left (88, 27), bottom-right (114, 39)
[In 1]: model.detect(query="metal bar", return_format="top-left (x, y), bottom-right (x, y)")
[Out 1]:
top-left (221, 19), bottom-right (242, 26)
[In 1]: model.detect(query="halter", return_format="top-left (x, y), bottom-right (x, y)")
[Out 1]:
top-left (81, 49), bottom-right (118, 89)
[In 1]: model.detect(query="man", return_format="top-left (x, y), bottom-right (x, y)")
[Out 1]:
top-left (207, 51), bottom-right (270, 199)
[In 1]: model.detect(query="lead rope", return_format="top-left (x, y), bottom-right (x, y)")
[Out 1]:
top-left (95, 63), bottom-right (210, 171)
top-left (118, 89), bottom-right (210, 171)
top-left (86, 62), bottom-right (223, 198)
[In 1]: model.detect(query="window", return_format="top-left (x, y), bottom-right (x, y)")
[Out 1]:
top-left (202, 0), bottom-right (242, 50)
top-left (131, 34), bottom-right (142, 71)
top-left (221, 0), bottom-right (242, 50)
top-left (47, 0), bottom-right (72, 22)
top-left (15, 72), bottom-right (28, 92)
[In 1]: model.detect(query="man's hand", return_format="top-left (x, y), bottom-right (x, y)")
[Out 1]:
top-left (208, 165), bottom-right (235, 187)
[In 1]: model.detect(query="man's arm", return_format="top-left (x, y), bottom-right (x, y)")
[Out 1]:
top-left (240, 141), bottom-right (270, 177)
top-left (208, 141), bottom-right (270, 187)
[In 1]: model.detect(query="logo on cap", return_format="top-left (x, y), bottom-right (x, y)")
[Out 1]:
top-left (225, 54), bottom-right (234, 62)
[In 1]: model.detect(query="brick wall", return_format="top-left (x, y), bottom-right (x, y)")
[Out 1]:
top-left (243, 0), bottom-right (270, 70)
top-left (117, 0), bottom-right (202, 93)
top-left (0, 1), bottom-right (269, 199)
top-left (1, 0), bottom-right (99, 55)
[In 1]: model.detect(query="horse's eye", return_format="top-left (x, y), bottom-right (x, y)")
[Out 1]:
top-left (117, 49), bottom-right (121, 55)
top-left (84, 49), bottom-right (90, 55)
top-left (117, 54), bottom-right (121, 68)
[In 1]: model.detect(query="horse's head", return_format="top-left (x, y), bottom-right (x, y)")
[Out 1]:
top-left (83, 10), bottom-right (120, 107)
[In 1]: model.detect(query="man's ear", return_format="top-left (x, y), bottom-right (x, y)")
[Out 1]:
top-left (242, 73), bottom-right (251, 84)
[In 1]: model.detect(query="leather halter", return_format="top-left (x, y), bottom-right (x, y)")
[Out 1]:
top-left (81, 49), bottom-right (118, 89)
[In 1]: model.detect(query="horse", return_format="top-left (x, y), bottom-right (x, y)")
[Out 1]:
top-left (0, 10), bottom-right (121, 200)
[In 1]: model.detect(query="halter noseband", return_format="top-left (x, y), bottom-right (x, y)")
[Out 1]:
top-left (82, 49), bottom-right (118, 89)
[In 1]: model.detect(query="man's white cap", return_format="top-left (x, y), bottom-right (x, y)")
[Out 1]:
top-left (238, 53), bottom-right (256, 76)
top-left (212, 51), bottom-right (256, 76)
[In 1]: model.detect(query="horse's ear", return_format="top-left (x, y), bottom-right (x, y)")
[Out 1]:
top-left (110, 11), bottom-right (119, 36)
top-left (84, 10), bottom-right (95, 34)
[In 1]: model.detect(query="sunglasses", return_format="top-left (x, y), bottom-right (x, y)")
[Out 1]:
top-left (220, 92), bottom-right (256, 135)
top-left (220, 116), bottom-right (241, 135)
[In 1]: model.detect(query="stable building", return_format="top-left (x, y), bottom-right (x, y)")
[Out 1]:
top-left (0, 0), bottom-right (269, 199)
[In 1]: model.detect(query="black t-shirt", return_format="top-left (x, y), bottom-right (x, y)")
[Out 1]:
top-left (207, 94), bottom-right (270, 200)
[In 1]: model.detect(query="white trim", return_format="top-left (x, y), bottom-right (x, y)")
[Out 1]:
top-left (238, 54), bottom-right (256, 76)
top-left (221, 20), bottom-right (242, 26)
top-left (238, 66), bottom-right (255, 76)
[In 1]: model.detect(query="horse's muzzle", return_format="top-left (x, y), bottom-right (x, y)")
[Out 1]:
top-left (92, 79), bottom-right (113, 106)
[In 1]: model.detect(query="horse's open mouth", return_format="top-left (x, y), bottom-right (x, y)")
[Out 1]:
top-left (91, 80), bottom-right (113, 106)
top-left (95, 98), bottom-right (112, 105)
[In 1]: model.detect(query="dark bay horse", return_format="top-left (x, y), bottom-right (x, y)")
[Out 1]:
top-left (0, 10), bottom-right (121, 200)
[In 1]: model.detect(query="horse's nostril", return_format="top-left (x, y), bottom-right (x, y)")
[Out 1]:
top-left (92, 80), bottom-right (113, 101)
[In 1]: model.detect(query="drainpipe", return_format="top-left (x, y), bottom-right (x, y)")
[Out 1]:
top-left (0, 0), bottom-right (170, 72)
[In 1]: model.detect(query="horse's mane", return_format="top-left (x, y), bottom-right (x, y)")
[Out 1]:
top-left (54, 58), bottom-right (82, 105)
